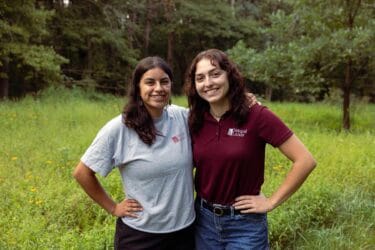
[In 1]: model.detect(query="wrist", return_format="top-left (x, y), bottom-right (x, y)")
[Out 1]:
top-left (109, 204), bottom-right (117, 216)
top-left (268, 197), bottom-right (278, 211)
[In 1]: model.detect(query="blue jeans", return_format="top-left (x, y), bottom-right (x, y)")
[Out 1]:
top-left (195, 198), bottom-right (269, 250)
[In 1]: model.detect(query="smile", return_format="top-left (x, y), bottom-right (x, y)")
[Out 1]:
top-left (204, 88), bottom-right (219, 94)
top-left (150, 95), bottom-right (167, 100)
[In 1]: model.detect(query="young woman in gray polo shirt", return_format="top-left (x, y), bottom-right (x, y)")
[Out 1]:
top-left (73, 57), bottom-right (195, 249)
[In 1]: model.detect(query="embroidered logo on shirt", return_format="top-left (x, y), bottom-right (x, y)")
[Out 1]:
top-left (172, 135), bottom-right (181, 143)
top-left (227, 128), bottom-right (247, 137)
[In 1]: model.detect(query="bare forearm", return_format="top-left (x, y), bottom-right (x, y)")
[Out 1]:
top-left (269, 157), bottom-right (316, 209)
top-left (73, 162), bottom-right (116, 215)
top-left (233, 136), bottom-right (316, 214)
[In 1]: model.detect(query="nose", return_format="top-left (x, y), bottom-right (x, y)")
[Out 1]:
top-left (154, 82), bottom-right (163, 91)
top-left (203, 75), bottom-right (213, 87)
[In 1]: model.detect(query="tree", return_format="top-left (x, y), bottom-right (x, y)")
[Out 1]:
top-left (0, 0), bottom-right (68, 99)
top-left (229, 0), bottom-right (374, 130)
top-left (47, 0), bottom-right (141, 94)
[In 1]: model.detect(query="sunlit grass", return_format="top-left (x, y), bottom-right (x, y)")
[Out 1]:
top-left (0, 87), bottom-right (374, 249)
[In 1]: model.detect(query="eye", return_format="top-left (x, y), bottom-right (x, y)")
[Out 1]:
top-left (211, 71), bottom-right (222, 78)
top-left (145, 81), bottom-right (154, 85)
top-left (195, 75), bottom-right (205, 83)
top-left (160, 79), bottom-right (171, 85)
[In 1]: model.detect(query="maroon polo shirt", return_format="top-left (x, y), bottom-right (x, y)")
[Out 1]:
top-left (192, 104), bottom-right (293, 205)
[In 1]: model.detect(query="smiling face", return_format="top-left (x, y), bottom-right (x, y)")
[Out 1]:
top-left (139, 67), bottom-right (172, 118)
top-left (194, 58), bottom-right (230, 107)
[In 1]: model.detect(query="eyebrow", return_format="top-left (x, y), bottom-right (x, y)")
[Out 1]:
top-left (144, 77), bottom-right (170, 81)
top-left (195, 68), bottom-right (221, 76)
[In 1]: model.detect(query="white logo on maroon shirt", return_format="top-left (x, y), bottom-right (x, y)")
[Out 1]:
top-left (227, 128), bottom-right (247, 137)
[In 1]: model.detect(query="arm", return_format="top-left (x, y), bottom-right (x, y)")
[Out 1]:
top-left (234, 134), bottom-right (316, 213)
top-left (73, 161), bottom-right (142, 217)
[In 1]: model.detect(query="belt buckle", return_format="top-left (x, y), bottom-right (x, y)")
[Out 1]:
top-left (213, 207), bottom-right (224, 216)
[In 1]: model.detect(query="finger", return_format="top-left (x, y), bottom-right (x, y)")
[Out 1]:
top-left (127, 202), bottom-right (142, 208)
top-left (127, 206), bottom-right (143, 212)
top-left (234, 203), bottom-right (252, 210)
top-left (125, 212), bottom-right (140, 218)
top-left (239, 208), bottom-right (257, 214)
top-left (233, 199), bottom-right (253, 207)
top-left (126, 199), bottom-right (139, 204)
top-left (235, 195), bottom-right (252, 201)
top-left (127, 200), bottom-right (143, 207)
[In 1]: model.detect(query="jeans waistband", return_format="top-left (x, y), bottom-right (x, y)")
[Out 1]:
top-left (197, 197), bottom-right (241, 216)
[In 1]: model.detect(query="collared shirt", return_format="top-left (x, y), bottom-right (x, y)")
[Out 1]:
top-left (192, 104), bottom-right (293, 205)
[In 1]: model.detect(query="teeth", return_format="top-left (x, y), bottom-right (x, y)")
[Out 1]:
top-left (205, 89), bottom-right (218, 94)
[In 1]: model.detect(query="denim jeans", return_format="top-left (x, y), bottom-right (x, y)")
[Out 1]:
top-left (195, 198), bottom-right (269, 250)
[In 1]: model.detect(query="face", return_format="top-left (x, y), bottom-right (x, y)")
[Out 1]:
top-left (194, 58), bottom-right (230, 106)
top-left (139, 67), bottom-right (172, 118)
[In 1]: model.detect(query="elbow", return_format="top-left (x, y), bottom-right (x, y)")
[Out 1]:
top-left (72, 162), bottom-right (89, 181)
top-left (72, 167), bottom-right (82, 181)
top-left (307, 155), bottom-right (317, 172)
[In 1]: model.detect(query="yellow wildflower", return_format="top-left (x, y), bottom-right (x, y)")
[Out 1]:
top-left (35, 199), bottom-right (43, 205)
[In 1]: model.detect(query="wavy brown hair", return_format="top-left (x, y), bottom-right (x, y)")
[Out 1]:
top-left (184, 49), bottom-right (249, 135)
top-left (123, 56), bottom-right (173, 145)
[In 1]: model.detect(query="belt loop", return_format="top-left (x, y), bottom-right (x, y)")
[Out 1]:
top-left (200, 197), bottom-right (203, 208)
top-left (230, 206), bottom-right (234, 216)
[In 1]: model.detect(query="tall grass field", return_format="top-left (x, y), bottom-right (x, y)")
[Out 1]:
top-left (1, 87), bottom-right (374, 249)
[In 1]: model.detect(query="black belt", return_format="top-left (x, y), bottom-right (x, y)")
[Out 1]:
top-left (198, 197), bottom-right (241, 216)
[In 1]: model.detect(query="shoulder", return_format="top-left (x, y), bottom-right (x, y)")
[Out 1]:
top-left (97, 114), bottom-right (124, 138)
top-left (248, 104), bottom-right (278, 119)
top-left (102, 114), bottom-right (123, 129)
top-left (166, 104), bottom-right (189, 119)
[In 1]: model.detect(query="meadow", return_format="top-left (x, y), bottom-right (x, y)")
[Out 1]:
top-left (1, 87), bottom-right (374, 249)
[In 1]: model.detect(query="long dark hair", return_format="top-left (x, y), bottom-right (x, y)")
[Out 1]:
top-left (185, 49), bottom-right (249, 135)
top-left (123, 56), bottom-right (173, 145)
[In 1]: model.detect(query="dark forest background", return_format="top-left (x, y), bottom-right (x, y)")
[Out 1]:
top-left (0, 0), bottom-right (374, 129)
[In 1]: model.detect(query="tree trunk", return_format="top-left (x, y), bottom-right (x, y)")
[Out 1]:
top-left (0, 58), bottom-right (9, 100)
top-left (144, 0), bottom-right (153, 56)
top-left (230, 0), bottom-right (235, 17)
top-left (265, 86), bottom-right (273, 101)
top-left (341, 0), bottom-right (361, 130)
top-left (167, 32), bottom-right (174, 69)
top-left (84, 39), bottom-right (93, 79)
top-left (342, 58), bottom-right (352, 130)
top-left (163, 0), bottom-right (175, 68)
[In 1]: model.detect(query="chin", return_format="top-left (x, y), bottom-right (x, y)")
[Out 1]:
top-left (206, 97), bottom-right (223, 104)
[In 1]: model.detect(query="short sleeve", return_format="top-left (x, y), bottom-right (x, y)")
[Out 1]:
top-left (168, 104), bottom-right (189, 119)
top-left (81, 123), bottom-right (116, 177)
top-left (257, 106), bottom-right (293, 147)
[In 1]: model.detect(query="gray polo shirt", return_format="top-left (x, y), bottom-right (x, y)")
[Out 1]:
top-left (81, 105), bottom-right (195, 233)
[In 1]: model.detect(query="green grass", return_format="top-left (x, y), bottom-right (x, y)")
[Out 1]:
top-left (1, 87), bottom-right (374, 249)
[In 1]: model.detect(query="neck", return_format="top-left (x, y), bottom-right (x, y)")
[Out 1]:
top-left (145, 106), bottom-right (164, 119)
top-left (209, 101), bottom-right (230, 120)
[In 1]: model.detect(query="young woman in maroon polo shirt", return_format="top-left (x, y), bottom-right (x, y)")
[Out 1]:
top-left (185, 49), bottom-right (316, 249)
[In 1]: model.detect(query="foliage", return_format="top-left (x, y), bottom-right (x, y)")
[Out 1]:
top-left (0, 0), bottom-right (373, 106)
top-left (0, 88), bottom-right (374, 248)
top-left (228, 0), bottom-right (374, 129)
top-left (0, 0), bottom-right (68, 96)
top-left (50, 0), bottom-right (140, 93)
top-left (229, 1), bottom-right (374, 99)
